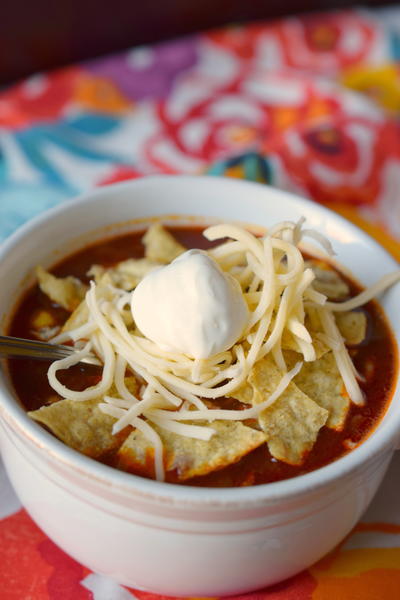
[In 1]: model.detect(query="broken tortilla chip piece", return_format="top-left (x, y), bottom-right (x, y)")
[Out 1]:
top-left (335, 310), bottom-right (367, 346)
top-left (63, 274), bottom-right (138, 334)
top-left (86, 264), bottom-right (104, 283)
top-left (117, 420), bottom-right (266, 481)
top-left (62, 300), bottom-right (89, 333)
top-left (142, 223), bottom-right (186, 264)
top-left (116, 428), bottom-right (157, 478)
top-left (231, 356), bottom-right (328, 465)
top-left (307, 260), bottom-right (349, 299)
top-left (88, 258), bottom-right (161, 291)
top-left (283, 351), bottom-right (351, 431)
top-left (29, 398), bottom-right (126, 458)
top-left (28, 378), bottom-right (138, 458)
top-left (36, 266), bottom-right (86, 311)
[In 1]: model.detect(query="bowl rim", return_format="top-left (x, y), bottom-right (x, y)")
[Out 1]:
top-left (0, 174), bottom-right (399, 507)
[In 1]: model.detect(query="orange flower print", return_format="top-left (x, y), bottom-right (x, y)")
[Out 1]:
top-left (74, 75), bottom-right (132, 114)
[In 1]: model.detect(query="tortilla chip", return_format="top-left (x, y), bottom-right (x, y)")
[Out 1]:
top-left (142, 223), bottom-right (186, 264)
top-left (62, 300), bottom-right (89, 333)
top-left (63, 276), bottom-right (136, 334)
top-left (29, 398), bottom-right (124, 457)
top-left (117, 420), bottom-right (265, 481)
top-left (116, 428), bottom-right (157, 478)
top-left (28, 378), bottom-right (138, 458)
top-left (335, 310), bottom-right (367, 346)
top-left (86, 264), bottom-right (105, 283)
top-left (36, 266), bottom-right (86, 311)
top-left (283, 351), bottom-right (350, 431)
top-left (88, 258), bottom-right (160, 291)
top-left (231, 357), bottom-right (328, 465)
top-left (306, 260), bottom-right (349, 299)
top-left (231, 382), bottom-right (254, 405)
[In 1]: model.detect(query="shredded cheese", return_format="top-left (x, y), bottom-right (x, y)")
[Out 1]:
top-left (325, 271), bottom-right (400, 312)
top-left (46, 218), bottom-right (400, 481)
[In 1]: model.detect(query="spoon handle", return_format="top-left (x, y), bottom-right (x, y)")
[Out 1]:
top-left (0, 335), bottom-right (100, 366)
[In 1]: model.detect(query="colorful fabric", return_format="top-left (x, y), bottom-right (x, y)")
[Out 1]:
top-left (0, 6), bottom-right (400, 599)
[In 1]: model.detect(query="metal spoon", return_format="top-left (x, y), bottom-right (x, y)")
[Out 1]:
top-left (0, 335), bottom-right (101, 366)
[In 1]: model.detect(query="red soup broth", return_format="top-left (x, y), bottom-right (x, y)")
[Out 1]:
top-left (7, 226), bottom-right (398, 487)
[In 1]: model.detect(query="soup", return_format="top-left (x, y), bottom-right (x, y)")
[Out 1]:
top-left (7, 221), bottom-right (398, 487)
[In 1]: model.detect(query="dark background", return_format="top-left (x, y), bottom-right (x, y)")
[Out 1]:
top-left (1, 0), bottom-right (395, 86)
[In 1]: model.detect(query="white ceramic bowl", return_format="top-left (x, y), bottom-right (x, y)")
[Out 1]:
top-left (0, 175), bottom-right (399, 596)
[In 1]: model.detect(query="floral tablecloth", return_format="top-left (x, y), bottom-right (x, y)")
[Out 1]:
top-left (1, 6), bottom-right (400, 599)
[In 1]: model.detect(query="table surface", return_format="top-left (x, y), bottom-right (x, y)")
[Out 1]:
top-left (1, 6), bottom-right (400, 599)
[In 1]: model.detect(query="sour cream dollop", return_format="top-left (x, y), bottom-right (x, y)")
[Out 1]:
top-left (131, 250), bottom-right (249, 359)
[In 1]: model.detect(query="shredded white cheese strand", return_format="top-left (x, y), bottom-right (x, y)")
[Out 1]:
top-left (318, 307), bottom-right (364, 406)
top-left (48, 337), bottom-right (115, 401)
top-left (148, 361), bottom-right (303, 423)
top-left (325, 271), bottom-right (400, 312)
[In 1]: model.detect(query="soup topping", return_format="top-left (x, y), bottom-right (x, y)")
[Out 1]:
top-left (15, 219), bottom-right (399, 484)
top-left (131, 250), bottom-right (249, 359)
